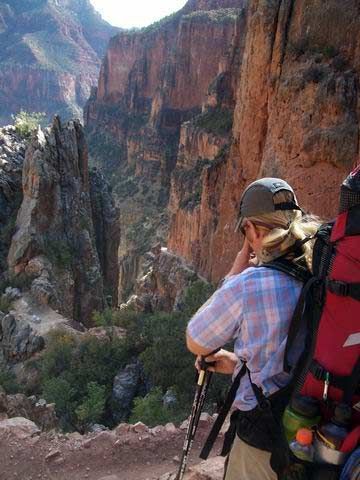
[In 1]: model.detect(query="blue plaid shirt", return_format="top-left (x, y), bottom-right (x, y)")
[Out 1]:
top-left (187, 267), bottom-right (302, 410)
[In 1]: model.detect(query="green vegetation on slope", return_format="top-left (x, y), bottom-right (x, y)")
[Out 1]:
top-left (20, 281), bottom-right (230, 431)
top-left (194, 107), bottom-right (233, 136)
top-left (183, 8), bottom-right (242, 24)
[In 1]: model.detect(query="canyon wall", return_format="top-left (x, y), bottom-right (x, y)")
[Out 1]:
top-left (0, 0), bottom-right (117, 125)
top-left (87, 0), bottom-right (359, 292)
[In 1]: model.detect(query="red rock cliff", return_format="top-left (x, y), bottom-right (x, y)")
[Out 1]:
top-left (168, 0), bottom-right (360, 282)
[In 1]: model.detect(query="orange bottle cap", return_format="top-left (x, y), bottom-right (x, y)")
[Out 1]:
top-left (296, 428), bottom-right (313, 445)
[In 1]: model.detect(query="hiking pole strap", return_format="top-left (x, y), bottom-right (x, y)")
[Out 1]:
top-left (199, 362), bottom-right (247, 460)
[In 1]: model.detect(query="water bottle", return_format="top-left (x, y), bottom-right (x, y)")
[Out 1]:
top-left (290, 428), bottom-right (315, 461)
top-left (283, 394), bottom-right (321, 441)
top-left (318, 404), bottom-right (351, 450)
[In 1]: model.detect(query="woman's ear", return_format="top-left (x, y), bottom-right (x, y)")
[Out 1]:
top-left (246, 221), bottom-right (259, 242)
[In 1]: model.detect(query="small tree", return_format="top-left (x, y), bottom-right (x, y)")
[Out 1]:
top-left (129, 387), bottom-right (175, 427)
top-left (75, 382), bottom-right (106, 426)
top-left (12, 110), bottom-right (46, 138)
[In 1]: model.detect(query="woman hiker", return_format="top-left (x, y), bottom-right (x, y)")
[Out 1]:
top-left (186, 178), bottom-right (321, 480)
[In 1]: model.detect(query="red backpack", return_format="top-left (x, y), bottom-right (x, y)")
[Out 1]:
top-left (297, 165), bottom-right (360, 450)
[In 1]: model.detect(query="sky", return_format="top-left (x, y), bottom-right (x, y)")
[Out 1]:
top-left (90, 0), bottom-right (188, 29)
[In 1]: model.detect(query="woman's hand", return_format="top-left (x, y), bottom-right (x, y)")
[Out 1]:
top-left (226, 239), bottom-right (256, 277)
top-left (194, 349), bottom-right (238, 375)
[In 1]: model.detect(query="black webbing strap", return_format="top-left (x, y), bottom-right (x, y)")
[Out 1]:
top-left (344, 358), bottom-right (360, 404)
top-left (274, 202), bottom-right (302, 212)
top-left (309, 359), bottom-right (352, 392)
top-left (263, 258), bottom-right (316, 373)
top-left (264, 257), bottom-right (311, 283)
top-left (327, 279), bottom-right (360, 301)
top-left (199, 362), bottom-right (247, 460)
top-left (283, 276), bottom-right (318, 373)
top-left (246, 367), bottom-right (292, 476)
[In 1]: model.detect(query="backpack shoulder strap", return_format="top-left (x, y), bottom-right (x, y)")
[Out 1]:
top-left (262, 257), bottom-right (317, 373)
top-left (262, 257), bottom-right (312, 283)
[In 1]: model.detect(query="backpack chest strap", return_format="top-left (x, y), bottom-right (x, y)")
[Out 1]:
top-left (327, 279), bottom-right (360, 301)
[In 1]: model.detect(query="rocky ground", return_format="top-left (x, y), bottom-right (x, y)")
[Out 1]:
top-left (0, 415), bottom-right (226, 480)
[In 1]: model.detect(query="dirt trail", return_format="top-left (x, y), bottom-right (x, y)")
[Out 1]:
top-left (0, 421), bottom-right (225, 480)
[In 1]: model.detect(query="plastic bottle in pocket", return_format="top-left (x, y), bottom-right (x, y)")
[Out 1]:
top-left (290, 428), bottom-right (315, 462)
top-left (283, 394), bottom-right (321, 442)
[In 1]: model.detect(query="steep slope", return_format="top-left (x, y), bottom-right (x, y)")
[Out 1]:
top-left (85, 0), bottom-right (247, 301)
top-left (0, 0), bottom-right (118, 125)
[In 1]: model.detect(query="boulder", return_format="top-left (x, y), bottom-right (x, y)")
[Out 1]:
top-left (114, 423), bottom-right (130, 436)
top-left (3, 393), bottom-right (58, 431)
top-left (164, 423), bottom-right (177, 434)
top-left (131, 421), bottom-right (148, 434)
top-left (0, 313), bottom-right (45, 362)
top-left (111, 360), bottom-right (148, 422)
top-left (0, 417), bottom-right (40, 439)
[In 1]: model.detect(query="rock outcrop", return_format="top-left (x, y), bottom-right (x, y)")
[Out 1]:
top-left (89, 169), bottom-right (120, 306)
top-left (85, 0), bottom-right (247, 299)
top-left (0, 126), bottom-right (26, 273)
top-left (125, 245), bottom-right (210, 313)
top-left (0, 0), bottom-right (118, 125)
top-left (111, 361), bottom-right (148, 423)
top-left (0, 312), bottom-right (45, 364)
top-left (7, 117), bottom-right (120, 326)
top-left (0, 388), bottom-right (58, 431)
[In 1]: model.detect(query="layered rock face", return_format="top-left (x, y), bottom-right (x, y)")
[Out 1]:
top-left (7, 118), bottom-right (120, 325)
top-left (87, 0), bottom-right (359, 291)
top-left (85, 0), bottom-right (247, 299)
top-left (168, 0), bottom-right (360, 281)
top-left (0, 0), bottom-right (117, 125)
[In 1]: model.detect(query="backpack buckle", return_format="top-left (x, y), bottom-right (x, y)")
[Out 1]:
top-left (327, 279), bottom-right (349, 296)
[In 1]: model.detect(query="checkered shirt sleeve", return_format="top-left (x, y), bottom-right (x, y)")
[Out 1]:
top-left (186, 275), bottom-right (244, 350)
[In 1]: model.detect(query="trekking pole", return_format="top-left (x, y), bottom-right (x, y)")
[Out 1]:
top-left (175, 356), bottom-right (215, 480)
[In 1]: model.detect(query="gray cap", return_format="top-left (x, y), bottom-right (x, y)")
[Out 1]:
top-left (236, 178), bottom-right (302, 231)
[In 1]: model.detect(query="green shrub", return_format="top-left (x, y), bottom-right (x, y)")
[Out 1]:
top-left (42, 377), bottom-right (76, 421)
top-left (195, 108), bottom-right (233, 136)
top-left (181, 280), bottom-right (215, 317)
top-left (0, 368), bottom-right (20, 394)
top-left (39, 328), bottom-right (130, 430)
top-left (12, 110), bottom-right (46, 138)
top-left (75, 382), bottom-right (106, 426)
top-left (46, 239), bottom-right (73, 269)
top-left (0, 296), bottom-right (12, 314)
top-left (130, 387), bottom-right (180, 427)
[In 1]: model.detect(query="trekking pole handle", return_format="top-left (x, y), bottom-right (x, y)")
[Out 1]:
top-left (198, 347), bottom-right (221, 373)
